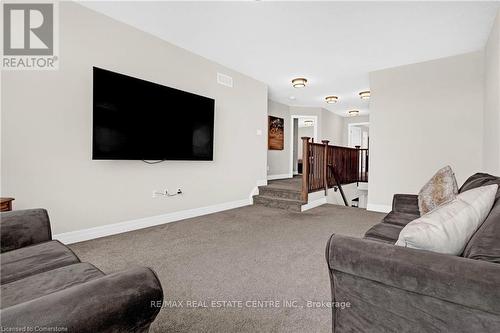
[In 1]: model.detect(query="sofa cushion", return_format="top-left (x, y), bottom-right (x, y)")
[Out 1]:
top-left (382, 211), bottom-right (419, 227)
top-left (459, 173), bottom-right (500, 200)
top-left (364, 223), bottom-right (403, 244)
top-left (462, 203), bottom-right (500, 263)
top-left (392, 194), bottom-right (420, 215)
top-left (0, 240), bottom-right (80, 284)
top-left (1, 263), bottom-right (104, 309)
top-left (461, 173), bottom-right (500, 263)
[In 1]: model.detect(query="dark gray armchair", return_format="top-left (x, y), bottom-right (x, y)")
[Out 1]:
top-left (0, 209), bottom-right (163, 332)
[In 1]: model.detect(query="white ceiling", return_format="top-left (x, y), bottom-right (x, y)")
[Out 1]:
top-left (82, 1), bottom-right (500, 117)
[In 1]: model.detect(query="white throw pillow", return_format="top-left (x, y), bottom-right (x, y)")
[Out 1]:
top-left (395, 184), bottom-right (498, 255)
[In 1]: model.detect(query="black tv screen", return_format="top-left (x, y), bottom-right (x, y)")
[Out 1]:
top-left (92, 67), bottom-right (215, 160)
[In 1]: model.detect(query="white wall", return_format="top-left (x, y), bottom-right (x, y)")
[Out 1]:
top-left (483, 10), bottom-right (500, 175)
top-left (1, 2), bottom-right (268, 234)
top-left (321, 109), bottom-right (344, 145)
top-left (368, 52), bottom-right (484, 211)
top-left (267, 100), bottom-right (291, 177)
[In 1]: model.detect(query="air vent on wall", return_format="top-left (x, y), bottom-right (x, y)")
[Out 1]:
top-left (217, 73), bottom-right (233, 88)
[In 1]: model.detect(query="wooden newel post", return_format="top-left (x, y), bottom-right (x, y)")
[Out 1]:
top-left (355, 146), bottom-right (360, 183)
top-left (322, 140), bottom-right (330, 195)
top-left (301, 137), bottom-right (311, 202)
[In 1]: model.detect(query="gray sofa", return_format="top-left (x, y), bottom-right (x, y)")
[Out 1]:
top-left (326, 173), bottom-right (500, 333)
top-left (0, 209), bottom-right (163, 332)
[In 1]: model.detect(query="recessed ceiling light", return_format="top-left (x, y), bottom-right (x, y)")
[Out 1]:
top-left (348, 110), bottom-right (359, 117)
top-left (292, 78), bottom-right (307, 88)
top-left (325, 96), bottom-right (338, 104)
top-left (289, 96), bottom-right (296, 100)
top-left (359, 91), bottom-right (371, 100)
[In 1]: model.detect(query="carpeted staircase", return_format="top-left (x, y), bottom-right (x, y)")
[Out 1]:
top-left (253, 177), bottom-right (305, 212)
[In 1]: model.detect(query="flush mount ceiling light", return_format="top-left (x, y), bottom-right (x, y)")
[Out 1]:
top-left (325, 96), bottom-right (338, 104)
top-left (291, 78), bottom-right (307, 88)
top-left (348, 110), bottom-right (359, 117)
top-left (359, 91), bottom-right (371, 100)
top-left (289, 96), bottom-right (296, 100)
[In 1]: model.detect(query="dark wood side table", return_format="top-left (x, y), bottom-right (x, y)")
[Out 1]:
top-left (0, 198), bottom-right (15, 212)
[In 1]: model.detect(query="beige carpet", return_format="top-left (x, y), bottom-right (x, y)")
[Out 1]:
top-left (70, 204), bottom-right (384, 333)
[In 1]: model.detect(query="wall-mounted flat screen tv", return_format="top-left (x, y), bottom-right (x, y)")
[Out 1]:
top-left (92, 67), bottom-right (215, 160)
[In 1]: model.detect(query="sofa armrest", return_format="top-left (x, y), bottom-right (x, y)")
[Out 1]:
top-left (392, 194), bottom-right (419, 214)
top-left (0, 209), bottom-right (52, 253)
top-left (326, 234), bottom-right (500, 314)
top-left (0, 267), bottom-right (164, 332)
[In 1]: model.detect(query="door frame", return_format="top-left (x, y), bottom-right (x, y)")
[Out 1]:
top-left (347, 122), bottom-right (369, 148)
top-left (289, 115), bottom-right (318, 176)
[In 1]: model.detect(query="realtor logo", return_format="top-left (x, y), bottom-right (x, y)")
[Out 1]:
top-left (2, 2), bottom-right (58, 70)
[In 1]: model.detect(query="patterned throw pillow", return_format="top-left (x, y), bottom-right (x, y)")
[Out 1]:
top-left (418, 165), bottom-right (458, 215)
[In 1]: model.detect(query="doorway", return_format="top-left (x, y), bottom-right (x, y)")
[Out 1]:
top-left (348, 122), bottom-right (369, 149)
top-left (290, 115), bottom-right (318, 175)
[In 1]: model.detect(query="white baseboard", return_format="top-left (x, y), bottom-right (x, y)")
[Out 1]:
top-left (267, 173), bottom-right (292, 180)
top-left (366, 203), bottom-right (392, 213)
top-left (357, 182), bottom-right (369, 190)
top-left (249, 187), bottom-right (258, 202)
top-left (256, 179), bottom-right (268, 186)
top-left (301, 197), bottom-right (327, 211)
top-left (54, 199), bottom-right (251, 245)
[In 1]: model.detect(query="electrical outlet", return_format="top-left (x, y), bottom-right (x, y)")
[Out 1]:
top-left (152, 188), bottom-right (182, 198)
top-left (152, 189), bottom-right (167, 198)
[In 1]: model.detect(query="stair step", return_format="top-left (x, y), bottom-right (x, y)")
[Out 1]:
top-left (253, 195), bottom-right (304, 212)
top-left (258, 186), bottom-right (302, 200)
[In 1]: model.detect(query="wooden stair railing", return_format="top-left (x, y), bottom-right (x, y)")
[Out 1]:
top-left (301, 137), bottom-right (310, 202)
top-left (357, 148), bottom-right (369, 183)
top-left (322, 140), bottom-right (329, 196)
top-left (301, 137), bottom-right (368, 206)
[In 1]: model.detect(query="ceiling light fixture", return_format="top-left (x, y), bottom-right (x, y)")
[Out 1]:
top-left (289, 96), bottom-right (296, 100)
top-left (325, 96), bottom-right (338, 104)
top-left (359, 91), bottom-right (371, 100)
top-left (348, 110), bottom-right (359, 117)
top-left (292, 78), bottom-right (307, 88)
